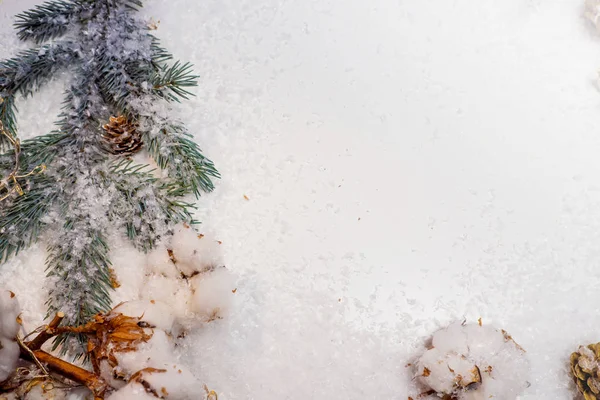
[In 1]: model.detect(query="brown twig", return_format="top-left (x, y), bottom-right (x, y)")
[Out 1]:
top-left (18, 344), bottom-right (107, 400)
top-left (14, 312), bottom-right (108, 399)
top-left (26, 311), bottom-right (65, 351)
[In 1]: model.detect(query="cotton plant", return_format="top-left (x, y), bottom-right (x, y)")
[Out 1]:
top-left (414, 322), bottom-right (530, 399)
top-left (0, 0), bottom-right (219, 356)
top-left (0, 221), bottom-right (235, 399)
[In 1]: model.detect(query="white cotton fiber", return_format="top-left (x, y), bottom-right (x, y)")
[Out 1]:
top-left (415, 322), bottom-right (529, 399)
top-left (146, 245), bottom-right (179, 279)
top-left (105, 381), bottom-right (157, 400)
top-left (170, 224), bottom-right (223, 277)
top-left (0, 340), bottom-right (19, 383)
top-left (139, 364), bottom-right (201, 399)
top-left (114, 330), bottom-right (175, 375)
top-left (0, 289), bottom-right (20, 382)
top-left (141, 275), bottom-right (192, 321)
top-left (586, 0), bottom-right (600, 30)
top-left (112, 300), bottom-right (175, 332)
top-left (0, 289), bottom-right (20, 339)
top-left (190, 267), bottom-right (236, 319)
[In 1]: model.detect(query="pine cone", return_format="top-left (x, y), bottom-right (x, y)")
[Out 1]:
top-left (571, 343), bottom-right (600, 399)
top-left (101, 115), bottom-right (142, 155)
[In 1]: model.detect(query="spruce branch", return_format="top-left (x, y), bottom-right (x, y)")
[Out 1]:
top-left (152, 61), bottom-right (198, 102)
top-left (14, 1), bottom-right (83, 43)
top-left (145, 127), bottom-right (219, 197)
top-left (0, 174), bottom-right (57, 261)
top-left (107, 159), bottom-right (196, 250)
top-left (46, 226), bottom-right (112, 358)
top-left (0, 42), bottom-right (75, 99)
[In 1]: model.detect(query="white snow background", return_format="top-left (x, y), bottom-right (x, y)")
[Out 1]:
top-left (1, 0), bottom-right (599, 398)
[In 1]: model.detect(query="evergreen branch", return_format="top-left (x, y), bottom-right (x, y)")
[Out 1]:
top-left (107, 160), bottom-right (195, 250)
top-left (0, 42), bottom-right (76, 99)
top-left (145, 127), bottom-right (219, 197)
top-left (149, 34), bottom-right (172, 65)
top-left (151, 61), bottom-right (198, 102)
top-left (19, 132), bottom-right (72, 169)
top-left (0, 96), bottom-right (17, 150)
top-left (0, 174), bottom-right (57, 262)
top-left (46, 227), bottom-right (112, 359)
top-left (14, 0), bottom-right (82, 43)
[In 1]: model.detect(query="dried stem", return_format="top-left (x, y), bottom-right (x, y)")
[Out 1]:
top-left (18, 344), bottom-right (107, 399)
top-left (26, 311), bottom-right (65, 351)
top-left (15, 312), bottom-right (107, 399)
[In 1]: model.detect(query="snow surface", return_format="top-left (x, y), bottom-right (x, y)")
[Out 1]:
top-left (3, 0), bottom-right (600, 398)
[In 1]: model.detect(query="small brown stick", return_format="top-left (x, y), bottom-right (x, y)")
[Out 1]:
top-left (26, 311), bottom-right (65, 351)
top-left (16, 335), bottom-right (50, 377)
top-left (18, 345), bottom-right (108, 399)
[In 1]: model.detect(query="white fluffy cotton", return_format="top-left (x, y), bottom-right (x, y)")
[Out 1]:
top-left (106, 365), bottom-right (201, 400)
top-left (112, 300), bottom-right (175, 332)
top-left (0, 289), bottom-right (21, 382)
top-left (170, 224), bottom-right (223, 277)
top-left (141, 274), bottom-right (192, 321)
top-left (145, 245), bottom-right (179, 279)
top-left (586, 0), bottom-right (600, 30)
top-left (101, 299), bottom-right (206, 400)
top-left (415, 322), bottom-right (529, 399)
top-left (190, 267), bottom-right (236, 319)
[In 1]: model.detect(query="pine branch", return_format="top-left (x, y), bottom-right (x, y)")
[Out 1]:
top-left (46, 226), bottom-right (112, 358)
top-left (19, 132), bottom-right (71, 169)
top-left (149, 34), bottom-right (173, 65)
top-left (107, 160), bottom-right (196, 251)
top-left (0, 42), bottom-right (75, 99)
top-left (146, 127), bottom-right (219, 197)
top-left (0, 96), bottom-right (17, 151)
top-left (14, 1), bottom-right (83, 43)
top-left (151, 61), bottom-right (198, 102)
top-left (0, 174), bottom-right (57, 262)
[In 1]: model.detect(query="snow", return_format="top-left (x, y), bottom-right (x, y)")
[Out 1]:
top-left (3, 0), bottom-right (600, 398)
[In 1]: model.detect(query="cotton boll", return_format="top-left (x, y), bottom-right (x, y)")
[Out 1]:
top-left (431, 322), bottom-right (468, 355)
top-left (0, 289), bottom-right (21, 383)
top-left (0, 289), bottom-right (20, 339)
top-left (105, 381), bottom-right (157, 400)
top-left (586, 0), bottom-right (600, 28)
top-left (462, 324), bottom-right (505, 357)
top-left (0, 340), bottom-right (19, 383)
top-left (115, 330), bottom-right (175, 376)
top-left (109, 244), bottom-right (149, 303)
top-left (171, 224), bottom-right (223, 277)
top-left (190, 267), bottom-right (236, 319)
top-left (415, 322), bottom-right (529, 399)
top-left (111, 365), bottom-right (200, 400)
top-left (415, 348), bottom-right (479, 394)
top-left (146, 245), bottom-right (178, 279)
top-left (141, 275), bottom-right (192, 321)
top-left (112, 300), bottom-right (175, 332)
top-left (415, 347), bottom-right (455, 394)
top-left (137, 364), bottom-right (201, 399)
top-left (100, 330), bottom-right (176, 387)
